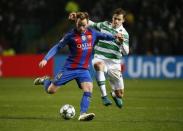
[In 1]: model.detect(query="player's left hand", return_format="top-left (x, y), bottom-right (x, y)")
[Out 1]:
top-left (68, 12), bottom-right (77, 21)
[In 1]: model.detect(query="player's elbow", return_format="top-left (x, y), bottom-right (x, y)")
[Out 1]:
top-left (122, 46), bottom-right (129, 55)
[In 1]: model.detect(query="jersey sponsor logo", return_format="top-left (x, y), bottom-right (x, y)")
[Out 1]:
top-left (77, 43), bottom-right (92, 49)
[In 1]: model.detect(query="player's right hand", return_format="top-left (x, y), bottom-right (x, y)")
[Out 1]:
top-left (115, 33), bottom-right (124, 44)
top-left (68, 12), bottom-right (77, 21)
top-left (39, 59), bottom-right (47, 68)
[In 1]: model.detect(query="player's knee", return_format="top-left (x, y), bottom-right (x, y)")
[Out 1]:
top-left (81, 82), bottom-right (93, 92)
top-left (94, 62), bottom-right (104, 71)
top-left (83, 86), bottom-right (93, 92)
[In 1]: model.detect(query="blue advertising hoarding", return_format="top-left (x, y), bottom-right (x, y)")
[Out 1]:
top-left (54, 55), bottom-right (183, 79)
top-left (123, 56), bottom-right (183, 79)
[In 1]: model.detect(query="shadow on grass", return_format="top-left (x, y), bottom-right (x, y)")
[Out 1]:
top-left (0, 115), bottom-right (61, 121)
top-left (93, 119), bottom-right (183, 124)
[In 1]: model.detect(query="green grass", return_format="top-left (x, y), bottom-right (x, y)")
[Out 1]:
top-left (0, 78), bottom-right (183, 131)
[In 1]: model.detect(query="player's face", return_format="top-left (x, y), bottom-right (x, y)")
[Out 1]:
top-left (112, 14), bottom-right (124, 28)
top-left (76, 18), bottom-right (88, 33)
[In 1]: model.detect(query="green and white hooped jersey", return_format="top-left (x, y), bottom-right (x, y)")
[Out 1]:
top-left (89, 21), bottom-right (129, 64)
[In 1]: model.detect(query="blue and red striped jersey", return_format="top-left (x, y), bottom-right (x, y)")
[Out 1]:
top-left (44, 28), bottom-right (115, 69)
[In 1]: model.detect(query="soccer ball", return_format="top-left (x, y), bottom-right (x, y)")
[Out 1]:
top-left (60, 104), bottom-right (75, 120)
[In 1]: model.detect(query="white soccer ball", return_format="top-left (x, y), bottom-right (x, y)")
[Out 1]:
top-left (60, 104), bottom-right (76, 120)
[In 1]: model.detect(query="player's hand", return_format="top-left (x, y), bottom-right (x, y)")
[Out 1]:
top-left (68, 12), bottom-right (77, 21)
top-left (39, 59), bottom-right (47, 68)
top-left (116, 33), bottom-right (124, 42)
top-left (115, 33), bottom-right (124, 44)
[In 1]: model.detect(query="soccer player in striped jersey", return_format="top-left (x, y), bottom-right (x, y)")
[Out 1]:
top-left (69, 8), bottom-right (129, 108)
top-left (90, 8), bottom-right (129, 108)
top-left (34, 12), bottom-right (121, 121)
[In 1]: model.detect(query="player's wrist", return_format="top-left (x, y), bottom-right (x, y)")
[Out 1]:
top-left (43, 58), bottom-right (48, 62)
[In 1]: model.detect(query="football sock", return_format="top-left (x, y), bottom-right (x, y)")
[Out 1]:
top-left (99, 85), bottom-right (107, 97)
top-left (111, 91), bottom-right (116, 97)
top-left (43, 79), bottom-right (51, 92)
top-left (80, 92), bottom-right (91, 114)
top-left (96, 71), bottom-right (107, 97)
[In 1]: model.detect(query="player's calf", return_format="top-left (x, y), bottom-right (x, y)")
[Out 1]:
top-left (47, 84), bottom-right (58, 94)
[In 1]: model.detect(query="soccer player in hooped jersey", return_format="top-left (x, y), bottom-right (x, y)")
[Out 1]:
top-left (34, 12), bottom-right (123, 121)
top-left (69, 8), bottom-right (129, 108)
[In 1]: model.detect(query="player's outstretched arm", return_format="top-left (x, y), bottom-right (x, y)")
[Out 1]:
top-left (38, 44), bottom-right (60, 68)
top-left (39, 32), bottom-right (70, 68)
top-left (95, 29), bottom-right (124, 42)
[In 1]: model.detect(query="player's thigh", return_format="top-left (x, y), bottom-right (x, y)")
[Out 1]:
top-left (53, 69), bottom-right (77, 86)
top-left (92, 57), bottom-right (106, 71)
top-left (76, 70), bottom-right (93, 92)
top-left (108, 68), bottom-right (124, 90)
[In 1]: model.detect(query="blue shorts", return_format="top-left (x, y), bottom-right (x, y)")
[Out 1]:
top-left (53, 68), bottom-right (92, 88)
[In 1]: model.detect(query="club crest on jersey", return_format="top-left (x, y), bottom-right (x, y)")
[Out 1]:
top-left (87, 35), bottom-right (92, 40)
top-left (81, 36), bottom-right (86, 41)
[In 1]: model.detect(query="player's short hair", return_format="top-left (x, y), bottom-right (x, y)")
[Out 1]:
top-left (76, 12), bottom-right (89, 21)
top-left (113, 8), bottom-right (126, 17)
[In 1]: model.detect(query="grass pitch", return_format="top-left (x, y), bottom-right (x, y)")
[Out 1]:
top-left (0, 78), bottom-right (183, 131)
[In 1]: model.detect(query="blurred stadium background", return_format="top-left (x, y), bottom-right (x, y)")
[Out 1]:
top-left (0, 0), bottom-right (183, 78)
top-left (0, 0), bottom-right (183, 55)
top-left (0, 0), bottom-right (183, 131)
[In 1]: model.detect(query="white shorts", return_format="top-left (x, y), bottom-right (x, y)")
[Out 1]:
top-left (92, 57), bottom-right (124, 90)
